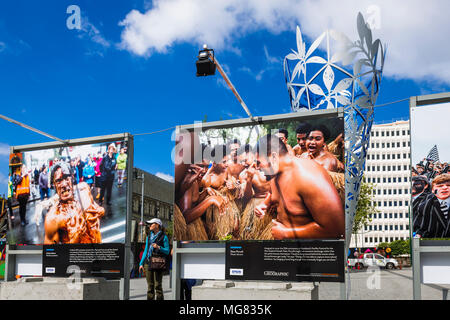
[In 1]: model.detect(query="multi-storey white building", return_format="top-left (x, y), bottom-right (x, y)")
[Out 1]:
top-left (350, 120), bottom-right (411, 248)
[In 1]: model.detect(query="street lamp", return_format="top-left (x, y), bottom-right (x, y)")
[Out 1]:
top-left (195, 44), bottom-right (254, 119)
top-left (196, 47), bottom-right (216, 76)
top-left (134, 169), bottom-right (145, 242)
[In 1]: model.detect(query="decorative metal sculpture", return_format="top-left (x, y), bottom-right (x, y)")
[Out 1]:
top-left (283, 13), bottom-right (385, 245)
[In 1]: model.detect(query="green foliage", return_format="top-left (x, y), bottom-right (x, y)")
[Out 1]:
top-left (353, 180), bottom-right (379, 236)
top-left (377, 239), bottom-right (411, 256)
top-left (166, 221), bottom-right (174, 242)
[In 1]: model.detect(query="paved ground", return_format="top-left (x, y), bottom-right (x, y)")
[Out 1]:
top-left (130, 274), bottom-right (173, 300)
top-left (320, 267), bottom-right (450, 300)
top-left (130, 268), bottom-right (450, 300)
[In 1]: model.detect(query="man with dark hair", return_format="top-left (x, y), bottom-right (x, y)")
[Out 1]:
top-left (293, 123), bottom-right (312, 157)
top-left (274, 128), bottom-right (295, 156)
top-left (44, 162), bottom-right (105, 244)
top-left (226, 139), bottom-right (246, 179)
top-left (254, 134), bottom-right (344, 239)
top-left (300, 125), bottom-right (343, 172)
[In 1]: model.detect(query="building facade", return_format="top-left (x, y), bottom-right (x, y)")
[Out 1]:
top-left (131, 168), bottom-right (174, 243)
top-left (350, 120), bottom-right (411, 248)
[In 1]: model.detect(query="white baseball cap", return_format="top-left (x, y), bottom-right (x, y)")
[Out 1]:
top-left (146, 218), bottom-right (162, 226)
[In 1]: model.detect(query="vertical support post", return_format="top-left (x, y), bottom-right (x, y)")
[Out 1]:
top-left (121, 133), bottom-right (133, 300)
top-left (412, 237), bottom-right (421, 300)
top-left (4, 244), bottom-right (15, 281)
top-left (171, 241), bottom-right (180, 300)
top-left (141, 173), bottom-right (144, 240)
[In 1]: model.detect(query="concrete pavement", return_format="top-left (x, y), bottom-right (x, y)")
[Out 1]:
top-left (129, 268), bottom-right (450, 300)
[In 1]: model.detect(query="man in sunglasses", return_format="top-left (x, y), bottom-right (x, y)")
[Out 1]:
top-left (44, 162), bottom-right (105, 244)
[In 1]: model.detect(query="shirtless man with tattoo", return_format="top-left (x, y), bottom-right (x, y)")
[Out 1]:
top-left (44, 162), bottom-right (105, 244)
top-left (254, 134), bottom-right (344, 239)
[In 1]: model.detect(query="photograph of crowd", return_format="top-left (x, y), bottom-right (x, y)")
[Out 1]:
top-left (174, 116), bottom-right (345, 241)
top-left (411, 103), bottom-right (450, 239)
top-left (412, 150), bottom-right (450, 238)
top-left (6, 141), bottom-right (128, 245)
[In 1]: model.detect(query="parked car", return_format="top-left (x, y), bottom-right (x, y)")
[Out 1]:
top-left (348, 253), bottom-right (399, 270)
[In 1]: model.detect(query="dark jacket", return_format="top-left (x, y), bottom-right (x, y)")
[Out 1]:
top-left (139, 231), bottom-right (170, 270)
top-left (39, 171), bottom-right (49, 190)
top-left (413, 192), bottom-right (449, 238)
top-left (100, 154), bottom-right (117, 180)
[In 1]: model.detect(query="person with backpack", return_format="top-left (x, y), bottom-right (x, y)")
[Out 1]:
top-left (138, 218), bottom-right (170, 300)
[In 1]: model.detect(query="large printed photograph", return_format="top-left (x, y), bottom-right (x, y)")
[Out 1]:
top-left (6, 140), bottom-right (129, 245)
top-left (411, 103), bottom-right (450, 239)
top-left (174, 115), bottom-right (345, 241)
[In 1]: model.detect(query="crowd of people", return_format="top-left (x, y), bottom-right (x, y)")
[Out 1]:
top-left (174, 123), bottom-right (345, 241)
top-left (7, 142), bottom-right (128, 244)
top-left (412, 157), bottom-right (450, 238)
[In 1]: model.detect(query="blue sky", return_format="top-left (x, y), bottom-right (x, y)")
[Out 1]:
top-left (1, 1), bottom-right (449, 195)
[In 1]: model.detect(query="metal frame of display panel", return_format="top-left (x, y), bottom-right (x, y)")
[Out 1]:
top-left (172, 108), bottom-right (347, 300)
top-left (410, 92), bottom-right (450, 300)
top-left (5, 133), bottom-right (133, 300)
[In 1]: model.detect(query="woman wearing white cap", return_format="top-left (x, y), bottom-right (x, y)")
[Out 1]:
top-left (138, 218), bottom-right (170, 300)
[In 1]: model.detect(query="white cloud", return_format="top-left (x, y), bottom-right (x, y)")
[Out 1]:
top-left (77, 16), bottom-right (111, 56)
top-left (155, 172), bottom-right (174, 183)
top-left (119, 0), bottom-right (450, 85)
top-left (0, 143), bottom-right (9, 156)
top-left (411, 102), bottom-right (450, 165)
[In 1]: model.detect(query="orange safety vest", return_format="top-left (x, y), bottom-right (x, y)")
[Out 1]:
top-left (16, 175), bottom-right (30, 196)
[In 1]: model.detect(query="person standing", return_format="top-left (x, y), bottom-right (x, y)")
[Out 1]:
top-left (99, 144), bottom-right (117, 206)
top-left (138, 218), bottom-right (170, 300)
top-left (7, 174), bottom-right (15, 221)
top-left (15, 165), bottom-right (31, 226)
top-left (82, 159), bottom-right (95, 189)
top-left (39, 165), bottom-right (50, 201)
top-left (94, 152), bottom-right (103, 199)
top-left (116, 148), bottom-right (127, 187)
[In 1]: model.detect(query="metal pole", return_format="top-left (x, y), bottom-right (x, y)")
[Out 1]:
top-left (210, 54), bottom-right (253, 119)
top-left (0, 113), bottom-right (66, 144)
top-left (140, 173), bottom-right (144, 241)
top-left (412, 237), bottom-right (421, 300)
